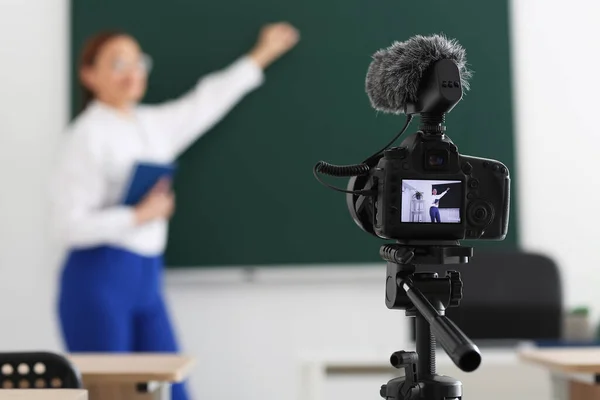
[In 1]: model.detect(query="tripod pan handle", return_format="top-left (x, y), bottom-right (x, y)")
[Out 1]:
top-left (402, 279), bottom-right (481, 372)
top-left (431, 315), bottom-right (481, 372)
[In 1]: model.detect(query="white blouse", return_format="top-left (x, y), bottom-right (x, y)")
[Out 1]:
top-left (50, 56), bottom-right (264, 256)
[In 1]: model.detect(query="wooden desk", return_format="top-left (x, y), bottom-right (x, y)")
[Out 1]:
top-left (0, 390), bottom-right (87, 400)
top-left (520, 348), bottom-right (600, 400)
top-left (68, 354), bottom-right (194, 400)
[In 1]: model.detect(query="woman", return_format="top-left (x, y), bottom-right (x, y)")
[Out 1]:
top-left (429, 187), bottom-right (450, 223)
top-left (51, 23), bottom-right (299, 400)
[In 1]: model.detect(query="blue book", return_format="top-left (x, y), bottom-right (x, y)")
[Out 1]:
top-left (122, 162), bottom-right (177, 206)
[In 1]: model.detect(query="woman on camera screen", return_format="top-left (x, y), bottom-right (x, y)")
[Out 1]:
top-left (430, 187), bottom-right (450, 223)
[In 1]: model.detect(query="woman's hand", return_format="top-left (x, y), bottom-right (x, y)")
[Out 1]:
top-left (249, 22), bottom-right (300, 69)
top-left (134, 178), bottom-right (175, 225)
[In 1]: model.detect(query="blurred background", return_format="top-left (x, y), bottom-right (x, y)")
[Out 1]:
top-left (0, 0), bottom-right (598, 399)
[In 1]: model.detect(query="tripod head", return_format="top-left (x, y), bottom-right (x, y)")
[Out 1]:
top-left (379, 241), bottom-right (481, 400)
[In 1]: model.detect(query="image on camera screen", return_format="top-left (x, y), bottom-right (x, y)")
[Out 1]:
top-left (401, 179), bottom-right (462, 223)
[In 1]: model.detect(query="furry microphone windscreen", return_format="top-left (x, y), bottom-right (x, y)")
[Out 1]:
top-left (365, 34), bottom-right (473, 114)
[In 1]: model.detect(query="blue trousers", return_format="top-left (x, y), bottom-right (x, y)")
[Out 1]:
top-left (429, 206), bottom-right (441, 223)
top-left (58, 246), bottom-right (189, 400)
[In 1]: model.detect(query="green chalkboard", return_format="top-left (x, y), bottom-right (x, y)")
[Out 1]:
top-left (71, 0), bottom-right (518, 267)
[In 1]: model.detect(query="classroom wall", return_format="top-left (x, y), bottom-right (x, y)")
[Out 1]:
top-left (510, 0), bottom-right (600, 315)
top-left (0, 0), bottom-right (67, 351)
top-left (166, 267), bottom-right (405, 400)
top-left (0, 0), bottom-right (598, 399)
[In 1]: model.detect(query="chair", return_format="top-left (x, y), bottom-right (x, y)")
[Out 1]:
top-left (0, 352), bottom-right (82, 389)
top-left (411, 251), bottom-right (563, 342)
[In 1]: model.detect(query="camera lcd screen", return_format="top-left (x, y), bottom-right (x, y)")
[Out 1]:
top-left (401, 179), bottom-right (462, 223)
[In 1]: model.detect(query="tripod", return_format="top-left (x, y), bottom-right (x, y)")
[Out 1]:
top-left (379, 241), bottom-right (481, 400)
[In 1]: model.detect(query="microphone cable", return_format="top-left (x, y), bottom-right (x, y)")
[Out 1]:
top-left (313, 114), bottom-right (413, 195)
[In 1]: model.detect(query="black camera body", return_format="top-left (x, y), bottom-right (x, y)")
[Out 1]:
top-left (365, 131), bottom-right (510, 241)
top-left (341, 56), bottom-right (510, 243)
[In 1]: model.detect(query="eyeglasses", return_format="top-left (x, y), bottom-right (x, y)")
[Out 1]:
top-left (110, 53), bottom-right (153, 74)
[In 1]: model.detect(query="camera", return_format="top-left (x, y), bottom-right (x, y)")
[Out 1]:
top-left (317, 48), bottom-right (510, 242)
top-left (348, 129), bottom-right (510, 241)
